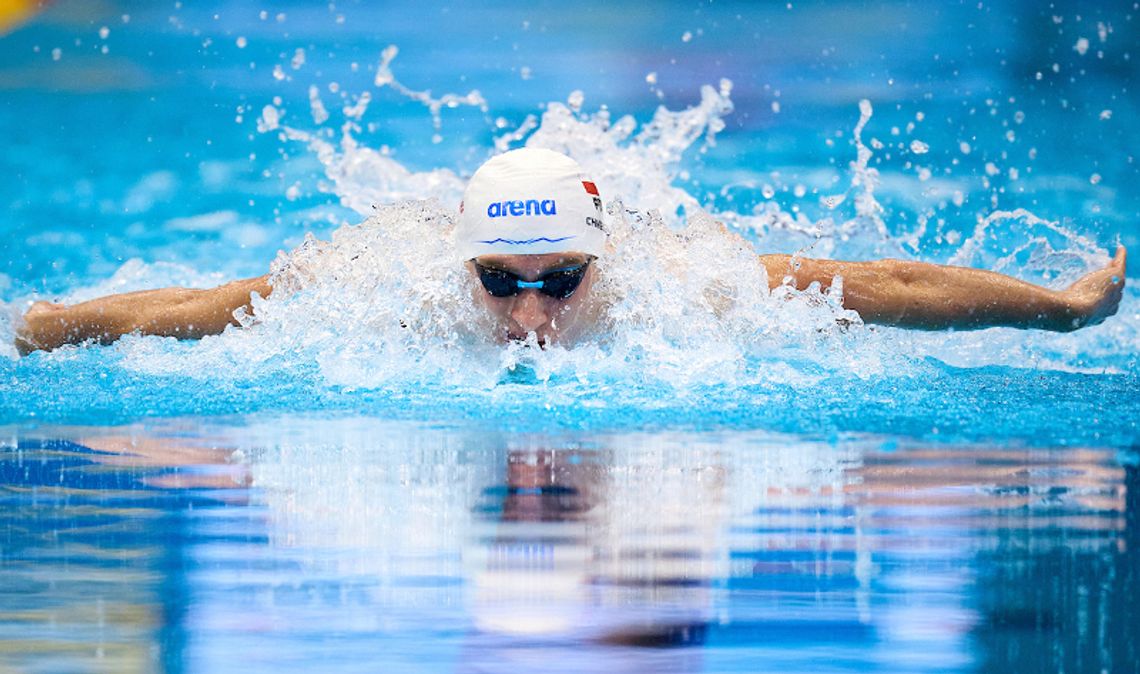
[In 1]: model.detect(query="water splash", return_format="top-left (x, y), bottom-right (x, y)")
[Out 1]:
top-left (373, 44), bottom-right (488, 143)
top-left (950, 208), bottom-right (1107, 286)
top-left (9, 66), bottom-right (1133, 398)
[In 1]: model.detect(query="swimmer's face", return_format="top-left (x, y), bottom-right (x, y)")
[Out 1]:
top-left (467, 252), bottom-right (599, 346)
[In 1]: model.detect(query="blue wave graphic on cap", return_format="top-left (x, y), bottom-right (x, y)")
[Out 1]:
top-left (476, 236), bottom-right (575, 245)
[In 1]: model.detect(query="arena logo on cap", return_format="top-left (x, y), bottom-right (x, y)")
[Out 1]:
top-left (486, 199), bottom-right (557, 218)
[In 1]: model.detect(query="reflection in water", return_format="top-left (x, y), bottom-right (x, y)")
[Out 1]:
top-left (0, 433), bottom-right (247, 673)
top-left (0, 421), bottom-right (1135, 673)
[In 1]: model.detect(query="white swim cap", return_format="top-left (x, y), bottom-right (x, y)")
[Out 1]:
top-left (456, 147), bottom-right (606, 260)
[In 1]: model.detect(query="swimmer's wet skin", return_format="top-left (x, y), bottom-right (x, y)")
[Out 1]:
top-left (13, 148), bottom-right (1128, 355)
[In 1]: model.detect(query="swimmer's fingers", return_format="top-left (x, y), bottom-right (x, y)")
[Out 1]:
top-left (1064, 247), bottom-right (1127, 328)
top-left (15, 301), bottom-right (73, 355)
top-left (14, 333), bottom-right (39, 357)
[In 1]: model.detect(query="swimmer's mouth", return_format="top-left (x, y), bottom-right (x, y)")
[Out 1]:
top-left (507, 332), bottom-right (547, 347)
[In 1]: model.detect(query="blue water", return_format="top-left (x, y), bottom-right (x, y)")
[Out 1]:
top-left (1, 1), bottom-right (1138, 672)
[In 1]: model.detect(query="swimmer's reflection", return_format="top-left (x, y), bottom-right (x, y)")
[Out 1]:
top-left (466, 448), bottom-right (722, 666)
top-left (0, 431), bottom-right (250, 674)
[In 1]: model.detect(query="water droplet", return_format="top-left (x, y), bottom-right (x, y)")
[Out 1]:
top-left (681, 31), bottom-right (693, 43)
top-left (959, 141), bottom-right (971, 155)
top-left (567, 90), bottom-right (585, 112)
top-left (1090, 173), bottom-right (1102, 185)
top-left (1099, 109), bottom-right (1113, 120)
top-left (291, 48), bottom-right (306, 70)
top-left (821, 194), bottom-right (846, 209)
top-left (909, 140), bottom-right (929, 154)
top-left (236, 36), bottom-right (247, 48)
top-left (257, 105), bottom-right (280, 133)
top-left (1074, 37), bottom-right (1090, 55)
top-left (98, 26), bottom-right (110, 39)
top-left (645, 71), bottom-right (657, 85)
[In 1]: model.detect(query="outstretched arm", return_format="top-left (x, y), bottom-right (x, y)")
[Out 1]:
top-left (15, 275), bottom-right (272, 355)
top-left (760, 246), bottom-right (1126, 332)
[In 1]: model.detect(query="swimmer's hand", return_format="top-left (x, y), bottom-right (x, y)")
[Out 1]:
top-left (14, 301), bottom-right (68, 356)
top-left (14, 275), bottom-right (272, 355)
top-left (1058, 245), bottom-right (1126, 331)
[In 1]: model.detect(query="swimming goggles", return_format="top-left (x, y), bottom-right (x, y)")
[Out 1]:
top-left (473, 261), bottom-right (590, 299)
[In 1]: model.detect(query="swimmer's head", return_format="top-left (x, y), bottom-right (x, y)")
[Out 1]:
top-left (456, 147), bottom-right (606, 260)
top-left (457, 148), bottom-right (606, 345)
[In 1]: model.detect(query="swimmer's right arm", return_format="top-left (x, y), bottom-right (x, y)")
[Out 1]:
top-left (14, 274), bottom-right (272, 355)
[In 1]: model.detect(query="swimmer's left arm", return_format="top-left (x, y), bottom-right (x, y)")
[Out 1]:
top-left (760, 246), bottom-right (1126, 331)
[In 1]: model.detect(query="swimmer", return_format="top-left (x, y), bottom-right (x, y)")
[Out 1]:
top-left (13, 148), bottom-right (1128, 355)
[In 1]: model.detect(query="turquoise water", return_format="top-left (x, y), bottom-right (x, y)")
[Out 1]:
top-left (1, 1), bottom-right (1138, 672)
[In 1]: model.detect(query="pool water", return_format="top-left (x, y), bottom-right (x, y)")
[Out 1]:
top-left (2, 419), bottom-right (1137, 673)
top-left (1, 0), bottom-right (1138, 672)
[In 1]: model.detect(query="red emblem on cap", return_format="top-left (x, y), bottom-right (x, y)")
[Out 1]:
top-left (582, 181), bottom-right (599, 196)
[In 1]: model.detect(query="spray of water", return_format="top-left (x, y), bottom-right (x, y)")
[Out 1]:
top-left (3, 50), bottom-right (1132, 391)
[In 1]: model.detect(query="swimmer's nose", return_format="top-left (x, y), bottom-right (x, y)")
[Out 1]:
top-left (510, 290), bottom-right (550, 334)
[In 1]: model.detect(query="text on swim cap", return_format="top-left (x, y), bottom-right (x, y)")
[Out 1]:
top-left (486, 199), bottom-right (556, 218)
